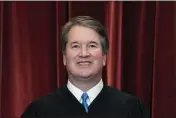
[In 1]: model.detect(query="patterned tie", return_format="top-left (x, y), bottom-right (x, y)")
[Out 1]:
top-left (81, 92), bottom-right (89, 113)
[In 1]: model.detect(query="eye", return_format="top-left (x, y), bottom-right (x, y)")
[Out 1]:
top-left (88, 44), bottom-right (97, 48)
top-left (72, 44), bottom-right (80, 48)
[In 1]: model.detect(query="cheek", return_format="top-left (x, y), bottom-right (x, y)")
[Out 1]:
top-left (65, 53), bottom-right (77, 64)
top-left (92, 51), bottom-right (105, 63)
top-left (92, 50), bottom-right (104, 57)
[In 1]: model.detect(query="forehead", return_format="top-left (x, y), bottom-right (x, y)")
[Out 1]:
top-left (67, 25), bottom-right (100, 43)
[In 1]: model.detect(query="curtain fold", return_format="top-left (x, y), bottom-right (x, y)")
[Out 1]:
top-left (0, 1), bottom-right (3, 117)
top-left (152, 2), bottom-right (176, 118)
top-left (56, 1), bottom-right (68, 87)
top-left (0, 1), bottom-right (175, 118)
top-left (1, 2), bottom-right (58, 117)
top-left (105, 1), bottom-right (123, 89)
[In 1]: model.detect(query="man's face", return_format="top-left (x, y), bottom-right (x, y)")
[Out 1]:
top-left (63, 25), bottom-right (106, 79)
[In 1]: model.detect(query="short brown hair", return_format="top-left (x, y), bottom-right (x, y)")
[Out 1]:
top-left (61, 16), bottom-right (109, 55)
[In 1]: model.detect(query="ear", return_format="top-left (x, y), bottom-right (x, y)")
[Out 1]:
top-left (103, 55), bottom-right (106, 66)
top-left (63, 55), bottom-right (66, 66)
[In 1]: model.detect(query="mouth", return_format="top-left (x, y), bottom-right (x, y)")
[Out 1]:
top-left (77, 61), bottom-right (92, 65)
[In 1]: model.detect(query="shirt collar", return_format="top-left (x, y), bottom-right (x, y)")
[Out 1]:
top-left (67, 79), bottom-right (104, 104)
top-left (67, 80), bottom-right (83, 102)
top-left (87, 79), bottom-right (103, 101)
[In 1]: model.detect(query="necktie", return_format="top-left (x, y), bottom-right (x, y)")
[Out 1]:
top-left (81, 92), bottom-right (89, 113)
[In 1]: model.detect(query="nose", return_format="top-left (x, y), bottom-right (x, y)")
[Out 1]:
top-left (79, 46), bottom-right (90, 57)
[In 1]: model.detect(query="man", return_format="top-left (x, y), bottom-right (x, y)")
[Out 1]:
top-left (21, 16), bottom-right (149, 118)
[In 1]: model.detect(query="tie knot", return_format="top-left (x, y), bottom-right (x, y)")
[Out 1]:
top-left (81, 92), bottom-right (88, 101)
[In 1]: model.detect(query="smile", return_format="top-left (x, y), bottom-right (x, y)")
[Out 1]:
top-left (77, 61), bottom-right (92, 65)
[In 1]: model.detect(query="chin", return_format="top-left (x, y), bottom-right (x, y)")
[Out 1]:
top-left (77, 72), bottom-right (93, 79)
top-left (79, 74), bottom-right (92, 78)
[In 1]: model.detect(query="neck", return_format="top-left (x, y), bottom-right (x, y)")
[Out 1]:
top-left (68, 74), bottom-right (102, 92)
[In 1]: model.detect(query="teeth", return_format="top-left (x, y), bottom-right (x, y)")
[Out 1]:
top-left (78, 62), bottom-right (90, 65)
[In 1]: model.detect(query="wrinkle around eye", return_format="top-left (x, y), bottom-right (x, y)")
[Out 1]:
top-left (88, 44), bottom-right (99, 48)
top-left (71, 45), bottom-right (80, 48)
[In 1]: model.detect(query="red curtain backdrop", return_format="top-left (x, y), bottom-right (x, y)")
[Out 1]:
top-left (0, 1), bottom-right (175, 118)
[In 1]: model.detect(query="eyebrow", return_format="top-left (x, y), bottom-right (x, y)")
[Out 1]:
top-left (70, 42), bottom-right (79, 44)
top-left (88, 41), bottom-right (99, 45)
top-left (70, 41), bottom-right (99, 45)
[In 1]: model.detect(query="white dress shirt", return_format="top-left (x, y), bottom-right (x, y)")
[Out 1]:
top-left (67, 79), bottom-right (104, 106)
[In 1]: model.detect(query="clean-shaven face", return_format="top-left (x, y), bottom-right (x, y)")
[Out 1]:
top-left (63, 25), bottom-right (106, 79)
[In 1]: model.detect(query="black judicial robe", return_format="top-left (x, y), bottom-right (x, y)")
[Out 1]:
top-left (21, 85), bottom-right (149, 118)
